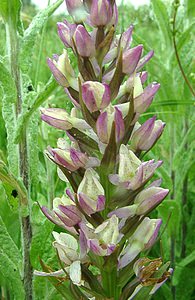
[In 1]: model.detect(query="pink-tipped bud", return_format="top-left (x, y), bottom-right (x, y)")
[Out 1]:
top-left (122, 45), bottom-right (143, 74)
top-left (73, 25), bottom-right (95, 57)
top-left (96, 106), bottom-right (125, 144)
top-left (131, 117), bottom-right (165, 151)
top-left (77, 168), bottom-right (105, 215)
top-left (134, 82), bottom-right (160, 114)
top-left (90, 0), bottom-right (113, 27)
top-left (47, 50), bottom-right (77, 89)
top-left (82, 81), bottom-right (111, 112)
top-left (41, 108), bottom-right (90, 131)
top-left (118, 217), bottom-right (162, 269)
top-left (57, 20), bottom-right (76, 48)
top-left (65, 0), bottom-right (87, 22)
top-left (135, 186), bottom-right (169, 215)
top-left (121, 24), bottom-right (134, 50)
top-left (41, 108), bottom-right (73, 131)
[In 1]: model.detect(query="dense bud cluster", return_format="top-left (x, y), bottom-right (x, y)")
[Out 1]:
top-left (36, 0), bottom-right (172, 298)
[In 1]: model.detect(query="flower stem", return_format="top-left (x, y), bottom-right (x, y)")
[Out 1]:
top-left (172, 2), bottom-right (195, 97)
top-left (6, 21), bottom-right (33, 300)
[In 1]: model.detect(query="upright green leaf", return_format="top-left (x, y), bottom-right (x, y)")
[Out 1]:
top-left (14, 77), bottom-right (57, 143)
top-left (20, 0), bottom-right (63, 73)
top-left (151, 0), bottom-right (172, 50)
top-left (0, 0), bottom-right (22, 32)
top-left (0, 216), bottom-right (24, 299)
top-left (186, 0), bottom-right (195, 20)
top-left (0, 62), bottom-right (19, 176)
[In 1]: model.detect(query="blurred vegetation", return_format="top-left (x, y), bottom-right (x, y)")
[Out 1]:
top-left (0, 0), bottom-right (194, 299)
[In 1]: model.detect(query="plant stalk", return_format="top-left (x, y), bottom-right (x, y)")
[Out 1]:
top-left (170, 124), bottom-right (176, 300)
top-left (172, 3), bottom-right (195, 97)
top-left (181, 118), bottom-right (189, 258)
top-left (6, 21), bottom-right (33, 300)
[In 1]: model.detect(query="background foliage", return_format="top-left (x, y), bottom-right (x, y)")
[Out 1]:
top-left (0, 0), bottom-right (194, 299)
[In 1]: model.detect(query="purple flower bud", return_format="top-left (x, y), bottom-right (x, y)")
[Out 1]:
top-left (47, 57), bottom-right (68, 87)
top-left (121, 24), bottom-right (134, 51)
top-left (65, 0), bottom-right (82, 13)
top-left (115, 107), bottom-right (125, 143)
top-left (77, 168), bottom-right (105, 215)
top-left (96, 106), bottom-right (125, 144)
top-left (135, 186), bottom-right (169, 215)
top-left (134, 82), bottom-right (160, 114)
top-left (90, 0), bottom-right (113, 27)
top-left (136, 50), bottom-right (154, 71)
top-left (48, 145), bottom-right (100, 171)
top-left (108, 3), bottom-right (118, 27)
top-left (118, 217), bottom-right (162, 269)
top-left (56, 204), bottom-right (82, 226)
top-left (131, 117), bottom-right (165, 151)
top-left (96, 111), bottom-right (108, 144)
top-left (41, 108), bottom-right (73, 130)
top-left (41, 195), bottom-right (81, 231)
top-left (79, 215), bottom-right (120, 256)
top-left (82, 81), bottom-right (111, 112)
top-left (140, 71), bottom-right (148, 84)
top-left (57, 20), bottom-right (76, 48)
top-left (41, 108), bottom-right (90, 131)
top-left (109, 145), bottom-right (163, 191)
top-left (122, 45), bottom-right (143, 74)
top-left (47, 50), bottom-right (77, 89)
top-left (73, 25), bottom-right (95, 57)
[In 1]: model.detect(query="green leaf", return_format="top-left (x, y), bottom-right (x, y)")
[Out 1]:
top-left (0, 160), bottom-right (28, 215)
top-left (30, 204), bottom-right (55, 269)
top-left (175, 266), bottom-right (195, 300)
top-left (157, 199), bottom-right (181, 237)
top-left (186, 0), bottom-right (195, 20)
top-left (14, 77), bottom-right (57, 143)
top-left (0, 62), bottom-right (19, 176)
top-left (173, 124), bottom-right (195, 170)
top-left (0, 0), bottom-right (22, 31)
top-left (0, 216), bottom-right (25, 299)
top-left (19, 0), bottom-right (63, 74)
top-left (170, 22), bottom-right (195, 68)
top-left (151, 0), bottom-right (172, 50)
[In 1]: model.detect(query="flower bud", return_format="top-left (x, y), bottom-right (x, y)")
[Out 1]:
top-left (41, 194), bottom-right (82, 229)
top-left (82, 81), bottom-right (111, 112)
top-left (48, 147), bottom-right (87, 171)
top-left (52, 232), bottom-right (84, 285)
top-left (122, 45), bottom-right (143, 74)
top-left (131, 117), bottom-right (165, 151)
top-left (73, 25), bottom-right (95, 57)
top-left (118, 144), bottom-right (141, 182)
top-left (118, 217), bottom-right (162, 269)
top-left (135, 186), bottom-right (169, 215)
top-left (41, 108), bottom-right (73, 130)
top-left (90, 0), bottom-right (113, 27)
top-left (109, 144), bottom-right (163, 190)
top-left (120, 24), bottom-right (133, 50)
top-left (65, 0), bottom-right (83, 14)
top-left (77, 168), bottom-right (105, 215)
top-left (79, 215), bottom-right (120, 256)
top-left (41, 108), bottom-right (90, 131)
top-left (136, 50), bottom-right (154, 71)
top-left (53, 231), bottom-right (79, 263)
top-left (134, 82), bottom-right (160, 114)
top-left (47, 49), bottom-right (77, 89)
top-left (109, 186), bottom-right (168, 218)
top-left (65, 0), bottom-right (87, 22)
top-left (57, 20), bottom-right (76, 48)
top-left (96, 106), bottom-right (125, 144)
top-left (108, 3), bottom-right (118, 27)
